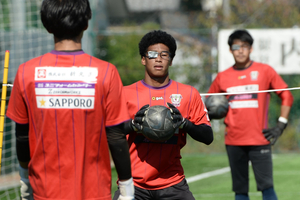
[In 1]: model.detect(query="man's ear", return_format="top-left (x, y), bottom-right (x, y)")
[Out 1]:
top-left (141, 56), bottom-right (146, 66)
top-left (84, 22), bottom-right (89, 30)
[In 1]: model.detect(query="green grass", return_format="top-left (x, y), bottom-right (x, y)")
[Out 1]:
top-left (184, 153), bottom-right (300, 200)
top-left (0, 188), bottom-right (19, 200)
top-left (3, 153), bottom-right (299, 200)
top-left (111, 153), bottom-right (300, 200)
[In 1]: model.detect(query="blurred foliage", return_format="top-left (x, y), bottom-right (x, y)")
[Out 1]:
top-left (96, 33), bottom-right (144, 86)
top-left (95, 23), bottom-right (161, 86)
top-left (268, 75), bottom-right (300, 152)
top-left (194, 0), bottom-right (300, 29)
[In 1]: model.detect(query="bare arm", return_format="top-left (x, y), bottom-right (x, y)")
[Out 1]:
top-left (280, 105), bottom-right (291, 120)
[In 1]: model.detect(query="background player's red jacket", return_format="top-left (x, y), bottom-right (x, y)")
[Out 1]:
top-left (208, 61), bottom-right (293, 146)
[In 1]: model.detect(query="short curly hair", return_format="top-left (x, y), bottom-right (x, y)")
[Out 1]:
top-left (139, 30), bottom-right (177, 59)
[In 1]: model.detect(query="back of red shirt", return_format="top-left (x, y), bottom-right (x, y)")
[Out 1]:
top-left (6, 50), bottom-right (130, 200)
top-left (124, 80), bottom-right (210, 190)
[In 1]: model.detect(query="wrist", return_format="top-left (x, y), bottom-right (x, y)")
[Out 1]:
top-left (182, 119), bottom-right (193, 131)
top-left (131, 120), bottom-right (138, 131)
top-left (278, 117), bottom-right (288, 124)
top-left (19, 165), bottom-right (29, 179)
top-left (119, 177), bottom-right (134, 197)
top-left (277, 121), bottom-right (287, 131)
top-left (123, 120), bottom-right (134, 133)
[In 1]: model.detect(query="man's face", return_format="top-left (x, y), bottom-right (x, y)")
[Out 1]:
top-left (141, 43), bottom-right (172, 78)
top-left (230, 40), bottom-right (252, 65)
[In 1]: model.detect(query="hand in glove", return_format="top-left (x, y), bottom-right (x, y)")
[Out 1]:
top-left (167, 102), bottom-right (186, 129)
top-left (131, 104), bottom-right (150, 132)
top-left (19, 165), bottom-right (34, 200)
top-left (263, 121), bottom-right (287, 145)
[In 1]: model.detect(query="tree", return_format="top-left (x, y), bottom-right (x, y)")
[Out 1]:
top-left (194, 0), bottom-right (300, 29)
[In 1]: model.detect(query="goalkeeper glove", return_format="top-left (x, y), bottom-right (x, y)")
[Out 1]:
top-left (117, 177), bottom-right (135, 200)
top-left (263, 121), bottom-right (287, 145)
top-left (167, 102), bottom-right (186, 129)
top-left (19, 165), bottom-right (34, 200)
top-left (131, 104), bottom-right (149, 132)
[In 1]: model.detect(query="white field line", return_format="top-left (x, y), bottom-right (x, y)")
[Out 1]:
top-left (186, 167), bottom-right (230, 183)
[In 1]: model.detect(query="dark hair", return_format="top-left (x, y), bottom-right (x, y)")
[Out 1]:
top-left (138, 30), bottom-right (177, 59)
top-left (41, 0), bottom-right (92, 40)
top-left (228, 29), bottom-right (253, 47)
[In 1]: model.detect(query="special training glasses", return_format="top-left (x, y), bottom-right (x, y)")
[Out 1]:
top-left (145, 51), bottom-right (171, 60)
top-left (231, 44), bottom-right (251, 51)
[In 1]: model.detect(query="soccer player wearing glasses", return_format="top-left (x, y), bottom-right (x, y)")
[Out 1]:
top-left (112, 30), bottom-right (213, 200)
top-left (207, 29), bottom-right (293, 200)
top-left (6, 0), bottom-right (134, 200)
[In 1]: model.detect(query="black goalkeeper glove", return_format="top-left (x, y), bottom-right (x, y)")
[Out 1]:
top-left (167, 102), bottom-right (186, 129)
top-left (131, 104), bottom-right (150, 132)
top-left (262, 121), bottom-right (287, 145)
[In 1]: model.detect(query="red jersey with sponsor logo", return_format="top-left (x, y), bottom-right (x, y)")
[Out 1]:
top-left (208, 61), bottom-right (293, 146)
top-left (124, 80), bottom-right (211, 190)
top-left (6, 50), bottom-right (130, 200)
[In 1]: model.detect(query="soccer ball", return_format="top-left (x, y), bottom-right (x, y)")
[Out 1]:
top-left (142, 105), bottom-right (176, 142)
top-left (205, 95), bottom-right (229, 119)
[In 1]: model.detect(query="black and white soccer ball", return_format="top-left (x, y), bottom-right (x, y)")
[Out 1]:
top-left (205, 95), bottom-right (229, 119)
top-left (142, 105), bottom-right (176, 142)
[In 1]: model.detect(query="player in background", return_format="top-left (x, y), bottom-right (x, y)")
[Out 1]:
top-left (207, 29), bottom-right (294, 200)
top-left (112, 30), bottom-right (213, 200)
top-left (6, 0), bottom-right (134, 200)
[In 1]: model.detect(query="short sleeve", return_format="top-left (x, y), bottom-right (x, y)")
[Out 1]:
top-left (268, 66), bottom-right (293, 106)
top-left (188, 87), bottom-right (211, 126)
top-left (104, 65), bottom-right (130, 127)
top-left (6, 68), bottom-right (29, 124)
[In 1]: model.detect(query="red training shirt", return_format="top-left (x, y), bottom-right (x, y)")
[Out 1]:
top-left (6, 50), bottom-right (130, 200)
top-left (124, 79), bottom-right (211, 190)
top-left (208, 61), bottom-right (293, 146)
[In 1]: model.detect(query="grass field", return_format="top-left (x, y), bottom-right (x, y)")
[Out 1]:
top-left (2, 153), bottom-right (299, 200)
top-left (182, 153), bottom-right (300, 200)
top-left (111, 153), bottom-right (300, 200)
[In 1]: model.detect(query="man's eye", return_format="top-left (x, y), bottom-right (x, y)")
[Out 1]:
top-left (148, 51), bottom-right (158, 57)
top-left (232, 44), bottom-right (240, 50)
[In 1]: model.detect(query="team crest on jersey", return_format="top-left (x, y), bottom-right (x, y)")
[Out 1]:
top-left (170, 94), bottom-right (182, 107)
top-left (250, 71), bottom-right (259, 81)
